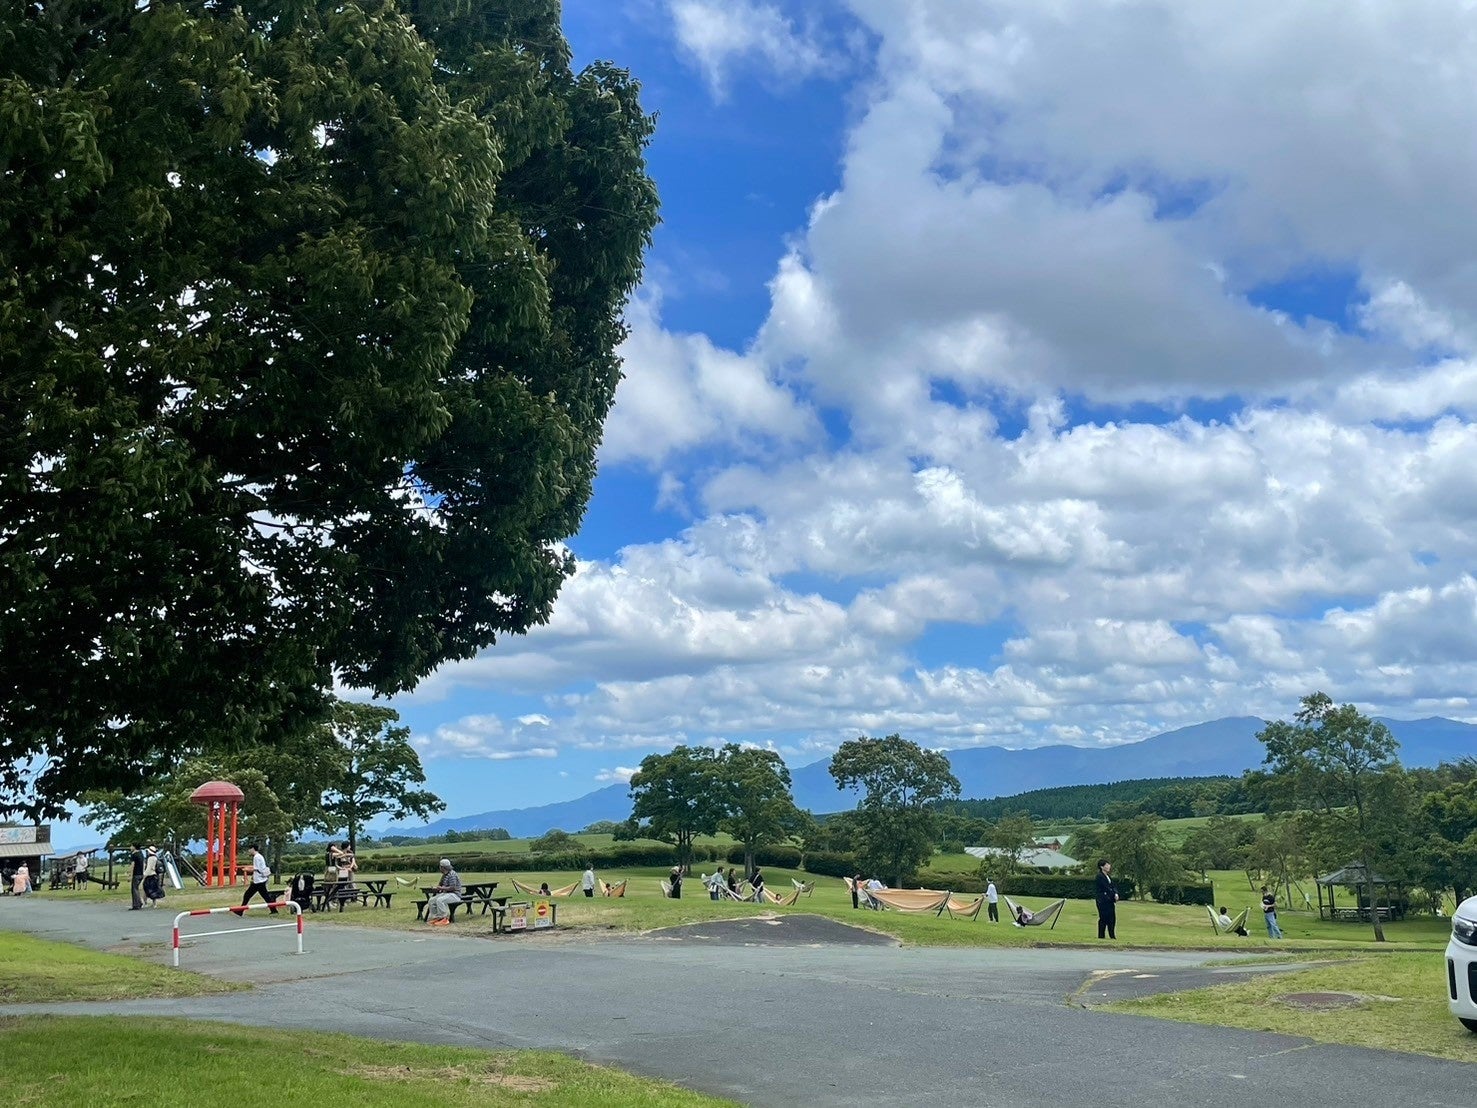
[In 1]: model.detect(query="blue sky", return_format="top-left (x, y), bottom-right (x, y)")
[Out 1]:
top-left (63, 2), bottom-right (1477, 845)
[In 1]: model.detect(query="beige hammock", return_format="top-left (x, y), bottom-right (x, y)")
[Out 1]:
top-left (601, 879), bottom-right (627, 898)
top-left (945, 893), bottom-right (986, 920)
top-left (1003, 895), bottom-right (1066, 929)
top-left (1206, 905), bottom-right (1250, 935)
top-left (510, 878), bottom-right (579, 898)
top-left (761, 886), bottom-right (802, 907)
top-left (866, 887), bottom-right (951, 913)
top-left (790, 879), bottom-right (815, 896)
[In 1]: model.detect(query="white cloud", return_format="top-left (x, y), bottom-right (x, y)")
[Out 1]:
top-left (595, 766), bottom-right (639, 785)
top-left (412, 714), bottom-right (560, 761)
top-left (669, 0), bottom-right (838, 98)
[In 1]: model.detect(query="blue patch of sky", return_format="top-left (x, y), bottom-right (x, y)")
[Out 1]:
top-left (1245, 264), bottom-right (1364, 332)
top-left (909, 620), bottom-right (1016, 671)
top-left (563, 2), bottom-right (855, 350)
top-left (569, 466), bottom-right (690, 562)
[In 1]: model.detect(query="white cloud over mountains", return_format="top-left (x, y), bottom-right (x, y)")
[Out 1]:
top-left (407, 0), bottom-right (1477, 767)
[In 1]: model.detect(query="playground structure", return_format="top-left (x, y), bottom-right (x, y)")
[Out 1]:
top-left (172, 900), bottom-right (303, 968)
top-left (189, 780), bottom-right (244, 886)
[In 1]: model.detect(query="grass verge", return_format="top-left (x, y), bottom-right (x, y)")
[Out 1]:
top-left (1104, 952), bottom-right (1476, 1061)
top-left (0, 932), bottom-right (243, 1004)
top-left (0, 1016), bottom-right (734, 1107)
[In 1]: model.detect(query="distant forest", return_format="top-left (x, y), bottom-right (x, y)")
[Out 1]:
top-left (939, 775), bottom-right (1257, 822)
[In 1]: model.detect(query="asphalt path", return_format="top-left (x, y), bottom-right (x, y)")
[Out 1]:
top-left (2, 898), bottom-right (1472, 1106)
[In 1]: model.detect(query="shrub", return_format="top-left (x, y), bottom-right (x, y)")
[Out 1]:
top-left (1149, 883), bottom-right (1215, 906)
top-left (726, 844), bottom-right (802, 869)
top-left (801, 850), bottom-right (860, 878)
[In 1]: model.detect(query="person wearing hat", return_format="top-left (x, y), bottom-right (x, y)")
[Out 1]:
top-left (426, 859), bottom-right (462, 926)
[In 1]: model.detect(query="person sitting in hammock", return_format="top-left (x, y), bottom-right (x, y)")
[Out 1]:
top-left (1013, 904), bottom-right (1034, 926)
top-left (1217, 906), bottom-right (1248, 936)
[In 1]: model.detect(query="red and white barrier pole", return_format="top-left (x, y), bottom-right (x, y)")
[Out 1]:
top-left (171, 901), bottom-right (304, 968)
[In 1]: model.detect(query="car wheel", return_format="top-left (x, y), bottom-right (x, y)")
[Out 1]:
top-left (1461, 1018), bottom-right (1477, 1034)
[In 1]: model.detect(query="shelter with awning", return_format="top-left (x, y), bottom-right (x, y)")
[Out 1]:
top-left (0, 825), bottom-right (51, 884)
top-left (1316, 863), bottom-right (1405, 922)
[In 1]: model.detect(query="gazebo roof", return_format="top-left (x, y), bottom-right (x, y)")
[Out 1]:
top-left (189, 780), bottom-right (244, 804)
top-left (1317, 863), bottom-right (1391, 886)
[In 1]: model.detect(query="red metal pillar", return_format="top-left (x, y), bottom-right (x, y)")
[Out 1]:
top-left (228, 803), bottom-right (239, 885)
top-left (211, 803), bottom-right (222, 886)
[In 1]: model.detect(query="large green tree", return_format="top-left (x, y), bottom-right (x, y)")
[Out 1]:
top-left (716, 744), bottom-right (803, 876)
top-left (1256, 693), bottom-right (1404, 941)
top-left (1096, 814), bottom-right (1181, 898)
top-left (0, 0), bottom-right (657, 815)
top-left (316, 701), bottom-right (442, 852)
top-left (625, 746), bottom-right (726, 871)
top-left (829, 734), bottom-right (960, 886)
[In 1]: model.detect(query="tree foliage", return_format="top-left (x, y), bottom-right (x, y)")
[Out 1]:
top-left (316, 701), bottom-right (442, 852)
top-left (626, 746), bottom-right (726, 869)
top-left (1256, 692), bottom-right (1404, 940)
top-left (717, 744), bottom-right (803, 876)
top-left (1096, 814), bottom-right (1183, 898)
top-left (0, 0), bottom-right (658, 815)
top-left (830, 734), bottom-right (960, 886)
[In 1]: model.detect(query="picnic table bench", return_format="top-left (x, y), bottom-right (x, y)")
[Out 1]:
top-left (415, 882), bottom-right (502, 922)
top-left (313, 880), bottom-right (369, 912)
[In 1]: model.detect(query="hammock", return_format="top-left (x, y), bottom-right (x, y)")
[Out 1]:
top-left (393, 876), bottom-right (422, 887)
top-left (867, 888), bottom-right (951, 913)
top-left (601, 879), bottom-right (627, 898)
top-left (510, 878), bottom-right (579, 898)
top-left (660, 879), bottom-right (673, 898)
top-left (1206, 906), bottom-right (1250, 935)
top-left (761, 887), bottom-right (802, 907)
top-left (843, 877), bottom-right (883, 910)
top-left (791, 879), bottom-right (815, 896)
top-left (1003, 895), bottom-right (1066, 929)
top-left (944, 893), bottom-right (986, 921)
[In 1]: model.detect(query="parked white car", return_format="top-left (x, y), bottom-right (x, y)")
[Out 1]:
top-left (1447, 895), bottom-right (1477, 1032)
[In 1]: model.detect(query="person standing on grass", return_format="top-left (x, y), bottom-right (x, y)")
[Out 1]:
top-left (427, 859), bottom-right (463, 925)
top-left (851, 874), bottom-right (864, 909)
top-left (129, 843), bottom-right (145, 910)
top-left (986, 878), bottom-right (999, 923)
top-left (1095, 859), bottom-right (1118, 939)
top-left (241, 843), bottom-right (278, 915)
top-left (1260, 886), bottom-right (1284, 939)
top-left (582, 864), bottom-right (596, 898)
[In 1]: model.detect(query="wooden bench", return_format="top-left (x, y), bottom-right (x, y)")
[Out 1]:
top-left (415, 893), bottom-right (476, 922)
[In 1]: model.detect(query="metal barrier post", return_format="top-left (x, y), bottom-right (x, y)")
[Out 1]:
top-left (172, 901), bottom-right (304, 968)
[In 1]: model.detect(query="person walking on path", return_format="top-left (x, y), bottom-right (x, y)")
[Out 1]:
top-left (1095, 859), bottom-right (1118, 939)
top-left (986, 879), bottom-right (999, 923)
top-left (128, 844), bottom-right (145, 910)
top-left (582, 865), bottom-right (596, 898)
top-left (1261, 886), bottom-right (1284, 938)
top-left (427, 860), bottom-right (463, 925)
top-left (241, 843), bottom-right (278, 915)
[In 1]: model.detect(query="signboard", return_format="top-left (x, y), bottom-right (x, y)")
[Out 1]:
top-left (534, 899), bottom-right (553, 929)
top-left (507, 902), bottom-right (528, 932)
top-left (0, 827), bottom-right (42, 846)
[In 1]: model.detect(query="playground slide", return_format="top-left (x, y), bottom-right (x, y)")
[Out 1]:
top-left (163, 856), bottom-right (182, 890)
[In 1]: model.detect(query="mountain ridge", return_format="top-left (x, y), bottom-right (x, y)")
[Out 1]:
top-left (388, 714), bottom-right (1477, 838)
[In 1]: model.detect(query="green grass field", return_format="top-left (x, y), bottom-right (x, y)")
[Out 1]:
top-left (0, 1017), bottom-right (733, 1107)
top-left (0, 932), bottom-right (242, 1004)
top-left (1106, 952), bottom-right (1474, 1061)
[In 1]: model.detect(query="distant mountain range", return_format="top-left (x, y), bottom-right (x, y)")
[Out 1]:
top-left (388, 715), bottom-right (1477, 839)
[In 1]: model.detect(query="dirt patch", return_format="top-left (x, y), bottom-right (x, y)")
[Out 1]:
top-left (646, 913), bottom-right (898, 947)
top-left (343, 1064), bottom-right (555, 1093)
top-left (1276, 991), bottom-right (1368, 1010)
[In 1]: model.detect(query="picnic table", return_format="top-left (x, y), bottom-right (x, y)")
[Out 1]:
top-left (360, 879), bottom-right (393, 908)
top-left (415, 882), bottom-right (503, 923)
top-left (313, 880), bottom-right (369, 912)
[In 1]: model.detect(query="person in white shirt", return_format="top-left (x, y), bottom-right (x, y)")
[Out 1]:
top-left (240, 842), bottom-right (278, 915)
top-left (582, 865), bottom-right (596, 898)
top-left (985, 879), bottom-right (999, 923)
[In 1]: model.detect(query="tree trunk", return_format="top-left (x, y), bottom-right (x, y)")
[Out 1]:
top-left (743, 844), bottom-right (754, 878)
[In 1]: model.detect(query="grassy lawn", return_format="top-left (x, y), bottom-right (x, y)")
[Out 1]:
top-left (0, 1016), bottom-right (733, 1107)
top-left (1104, 951), bottom-right (1475, 1061)
top-left (0, 933), bottom-right (242, 1004)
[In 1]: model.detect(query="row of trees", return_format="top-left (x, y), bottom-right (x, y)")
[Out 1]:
top-left (81, 700), bottom-right (443, 869)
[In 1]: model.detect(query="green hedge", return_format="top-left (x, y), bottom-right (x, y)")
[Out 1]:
top-left (1148, 882), bottom-right (1215, 906)
top-left (800, 850), bottom-right (860, 878)
top-left (725, 844), bottom-right (802, 868)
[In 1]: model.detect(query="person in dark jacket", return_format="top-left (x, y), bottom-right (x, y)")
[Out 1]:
top-left (1095, 858), bottom-right (1118, 939)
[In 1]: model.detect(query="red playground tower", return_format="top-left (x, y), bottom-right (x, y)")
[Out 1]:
top-left (189, 780), bottom-right (245, 886)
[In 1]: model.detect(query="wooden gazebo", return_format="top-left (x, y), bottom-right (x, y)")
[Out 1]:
top-left (1316, 863), bottom-right (1403, 922)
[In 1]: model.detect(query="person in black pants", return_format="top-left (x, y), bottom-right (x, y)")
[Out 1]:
top-left (241, 843), bottom-right (279, 915)
top-left (1095, 858), bottom-right (1118, 939)
top-left (128, 843), bottom-right (145, 910)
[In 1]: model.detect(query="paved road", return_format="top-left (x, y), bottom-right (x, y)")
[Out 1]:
top-left (2, 899), bottom-right (1471, 1106)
